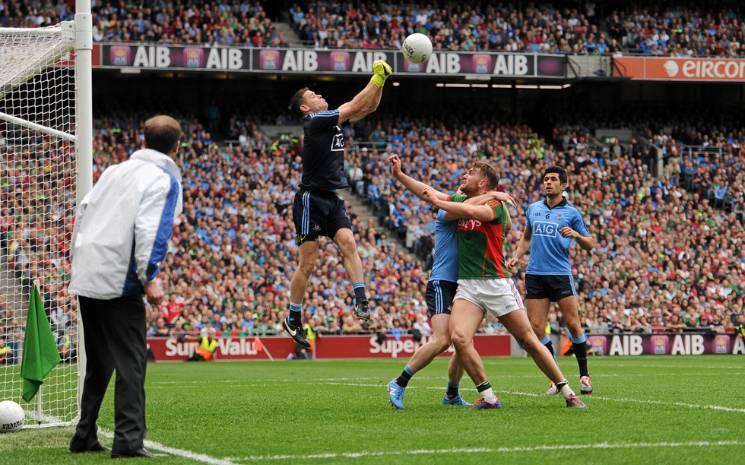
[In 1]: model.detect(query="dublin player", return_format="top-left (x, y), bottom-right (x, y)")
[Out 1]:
top-left (508, 165), bottom-right (597, 395)
top-left (284, 60), bottom-right (393, 348)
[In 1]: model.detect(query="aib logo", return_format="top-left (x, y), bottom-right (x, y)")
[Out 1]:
top-left (533, 221), bottom-right (558, 237)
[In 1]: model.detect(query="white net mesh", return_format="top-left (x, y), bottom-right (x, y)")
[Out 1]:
top-left (0, 24), bottom-right (78, 426)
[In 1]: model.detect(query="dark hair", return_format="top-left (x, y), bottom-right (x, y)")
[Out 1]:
top-left (288, 87), bottom-right (309, 115)
top-left (543, 165), bottom-right (568, 184)
top-left (144, 115), bottom-right (182, 155)
top-left (473, 161), bottom-right (499, 189)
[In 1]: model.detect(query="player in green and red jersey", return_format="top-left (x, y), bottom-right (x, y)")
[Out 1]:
top-left (421, 162), bottom-right (585, 409)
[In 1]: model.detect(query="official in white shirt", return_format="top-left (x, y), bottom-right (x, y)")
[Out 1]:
top-left (68, 115), bottom-right (183, 458)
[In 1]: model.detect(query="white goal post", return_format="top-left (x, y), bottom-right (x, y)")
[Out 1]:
top-left (0, 0), bottom-right (92, 428)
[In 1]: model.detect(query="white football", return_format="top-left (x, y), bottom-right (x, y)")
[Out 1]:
top-left (401, 33), bottom-right (433, 64)
top-left (0, 400), bottom-right (24, 433)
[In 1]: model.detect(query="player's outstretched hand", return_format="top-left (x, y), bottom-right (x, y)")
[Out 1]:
top-left (506, 256), bottom-right (519, 269)
top-left (559, 226), bottom-right (580, 238)
top-left (489, 190), bottom-right (519, 211)
top-left (371, 60), bottom-right (393, 88)
top-left (388, 155), bottom-right (402, 176)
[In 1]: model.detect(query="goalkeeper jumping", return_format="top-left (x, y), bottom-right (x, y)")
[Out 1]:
top-left (283, 60), bottom-right (393, 348)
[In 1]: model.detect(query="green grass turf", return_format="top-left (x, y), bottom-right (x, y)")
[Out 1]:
top-left (1, 356), bottom-right (744, 465)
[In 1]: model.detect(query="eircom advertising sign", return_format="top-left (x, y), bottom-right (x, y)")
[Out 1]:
top-left (614, 56), bottom-right (745, 82)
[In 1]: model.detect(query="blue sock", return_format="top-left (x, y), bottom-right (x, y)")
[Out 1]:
top-left (446, 382), bottom-right (459, 398)
top-left (353, 281), bottom-right (368, 304)
top-left (288, 303), bottom-right (302, 326)
top-left (569, 332), bottom-right (589, 377)
top-left (396, 366), bottom-right (414, 387)
top-left (540, 334), bottom-right (555, 357)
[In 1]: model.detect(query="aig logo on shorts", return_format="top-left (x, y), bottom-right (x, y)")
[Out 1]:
top-left (534, 221), bottom-right (558, 237)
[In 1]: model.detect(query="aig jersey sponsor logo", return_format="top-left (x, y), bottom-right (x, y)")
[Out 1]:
top-left (331, 132), bottom-right (345, 151)
top-left (533, 221), bottom-right (558, 237)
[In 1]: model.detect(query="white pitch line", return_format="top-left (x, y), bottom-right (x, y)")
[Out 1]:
top-left (226, 440), bottom-right (745, 462)
top-left (149, 371), bottom-right (745, 387)
top-left (311, 382), bottom-right (745, 414)
top-left (98, 430), bottom-right (240, 465)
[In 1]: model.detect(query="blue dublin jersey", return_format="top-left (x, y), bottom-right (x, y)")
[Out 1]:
top-left (429, 209), bottom-right (458, 283)
top-left (526, 199), bottom-right (589, 275)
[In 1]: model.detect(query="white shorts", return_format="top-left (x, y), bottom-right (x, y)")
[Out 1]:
top-left (454, 278), bottom-right (524, 318)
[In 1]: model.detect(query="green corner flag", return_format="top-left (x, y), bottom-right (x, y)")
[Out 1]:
top-left (21, 284), bottom-right (61, 402)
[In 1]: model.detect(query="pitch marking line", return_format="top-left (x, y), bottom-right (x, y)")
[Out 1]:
top-left (312, 382), bottom-right (745, 414)
top-left (149, 371), bottom-right (745, 386)
top-left (226, 440), bottom-right (745, 462)
top-left (98, 430), bottom-right (240, 465)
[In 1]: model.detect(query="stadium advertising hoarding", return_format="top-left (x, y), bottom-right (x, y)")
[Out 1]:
top-left (614, 56), bottom-right (745, 82)
top-left (98, 44), bottom-right (565, 78)
top-left (587, 333), bottom-right (745, 356)
top-left (147, 333), bottom-right (744, 361)
top-left (147, 335), bottom-right (512, 361)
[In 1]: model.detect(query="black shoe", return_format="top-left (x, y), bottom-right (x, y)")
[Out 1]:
top-left (354, 301), bottom-right (371, 321)
top-left (282, 317), bottom-right (310, 348)
top-left (111, 448), bottom-right (154, 458)
top-left (70, 440), bottom-right (109, 453)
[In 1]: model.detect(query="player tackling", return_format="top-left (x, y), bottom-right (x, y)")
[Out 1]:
top-left (385, 155), bottom-right (516, 409)
top-left (421, 162), bottom-right (586, 409)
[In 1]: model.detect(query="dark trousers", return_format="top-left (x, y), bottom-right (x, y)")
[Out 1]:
top-left (71, 295), bottom-right (147, 453)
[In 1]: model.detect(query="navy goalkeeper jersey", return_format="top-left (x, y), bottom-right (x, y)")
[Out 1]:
top-left (300, 109), bottom-right (348, 191)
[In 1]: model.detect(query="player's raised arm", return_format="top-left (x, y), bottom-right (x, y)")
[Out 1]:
top-left (422, 188), bottom-right (500, 223)
top-left (338, 60), bottom-right (392, 124)
top-left (388, 154), bottom-right (450, 202)
top-left (465, 190), bottom-right (518, 211)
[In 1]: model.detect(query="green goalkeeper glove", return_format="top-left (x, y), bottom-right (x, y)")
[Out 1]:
top-left (370, 60), bottom-right (393, 88)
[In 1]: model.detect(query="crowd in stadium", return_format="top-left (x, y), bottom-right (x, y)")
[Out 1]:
top-left (2, 1), bottom-right (745, 57)
top-left (3, 107), bottom-right (742, 355)
top-left (292, 1), bottom-right (745, 56)
top-left (1, 0), bottom-right (284, 47)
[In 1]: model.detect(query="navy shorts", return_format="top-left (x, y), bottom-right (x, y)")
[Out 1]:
top-left (293, 190), bottom-right (352, 245)
top-left (525, 274), bottom-right (576, 302)
top-left (425, 280), bottom-right (458, 317)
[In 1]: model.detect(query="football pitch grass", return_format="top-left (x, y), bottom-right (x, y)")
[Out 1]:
top-left (1, 356), bottom-right (744, 465)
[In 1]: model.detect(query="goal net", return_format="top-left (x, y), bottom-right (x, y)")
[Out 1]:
top-left (0, 23), bottom-right (80, 427)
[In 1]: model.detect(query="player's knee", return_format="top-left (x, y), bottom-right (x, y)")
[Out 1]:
top-left (335, 232), bottom-right (357, 256)
top-left (450, 330), bottom-right (471, 350)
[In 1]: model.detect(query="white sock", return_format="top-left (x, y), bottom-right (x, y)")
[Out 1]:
top-left (557, 380), bottom-right (575, 399)
top-left (480, 388), bottom-right (497, 403)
